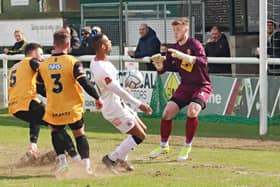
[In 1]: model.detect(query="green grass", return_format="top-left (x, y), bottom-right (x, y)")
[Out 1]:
top-left (0, 108), bottom-right (280, 187)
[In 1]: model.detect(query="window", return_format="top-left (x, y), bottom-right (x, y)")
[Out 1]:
top-left (40, 0), bottom-right (80, 12)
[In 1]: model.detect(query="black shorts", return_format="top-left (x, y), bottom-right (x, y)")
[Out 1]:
top-left (13, 100), bottom-right (48, 126)
top-left (50, 117), bottom-right (84, 131)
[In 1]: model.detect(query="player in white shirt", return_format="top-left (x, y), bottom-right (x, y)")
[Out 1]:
top-left (90, 33), bottom-right (152, 173)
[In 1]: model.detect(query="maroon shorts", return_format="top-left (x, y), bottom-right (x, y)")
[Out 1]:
top-left (170, 84), bottom-right (212, 109)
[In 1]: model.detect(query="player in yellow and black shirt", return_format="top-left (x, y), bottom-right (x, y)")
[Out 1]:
top-left (8, 43), bottom-right (46, 157)
top-left (38, 30), bottom-right (102, 175)
top-left (8, 43), bottom-right (78, 160)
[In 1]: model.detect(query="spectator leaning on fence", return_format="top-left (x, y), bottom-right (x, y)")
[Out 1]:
top-left (128, 23), bottom-right (161, 70)
top-left (3, 30), bottom-right (28, 55)
top-left (205, 26), bottom-right (231, 74)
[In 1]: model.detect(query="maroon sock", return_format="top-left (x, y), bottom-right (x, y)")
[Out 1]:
top-left (186, 117), bottom-right (198, 144)
top-left (160, 119), bottom-right (173, 143)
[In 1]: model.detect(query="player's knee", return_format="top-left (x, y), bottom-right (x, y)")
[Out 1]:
top-left (188, 103), bottom-right (201, 118)
top-left (132, 135), bottom-right (144, 144)
top-left (162, 110), bottom-right (173, 120)
top-left (72, 128), bottom-right (85, 137)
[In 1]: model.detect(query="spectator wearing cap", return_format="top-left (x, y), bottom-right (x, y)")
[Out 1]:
top-left (3, 30), bottom-right (28, 55)
top-left (70, 26), bottom-right (102, 56)
top-left (80, 27), bottom-right (92, 48)
top-left (205, 26), bottom-right (231, 74)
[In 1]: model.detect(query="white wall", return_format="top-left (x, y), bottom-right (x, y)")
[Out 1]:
top-left (127, 19), bottom-right (176, 46)
top-left (0, 18), bottom-right (63, 46)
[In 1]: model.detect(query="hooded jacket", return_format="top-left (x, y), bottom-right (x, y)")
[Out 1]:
top-left (133, 27), bottom-right (161, 58)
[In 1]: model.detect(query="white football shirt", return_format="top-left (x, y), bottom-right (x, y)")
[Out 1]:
top-left (90, 57), bottom-right (141, 120)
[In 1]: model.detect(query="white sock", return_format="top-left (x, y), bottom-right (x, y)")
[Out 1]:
top-left (57, 154), bottom-right (68, 168)
top-left (160, 141), bottom-right (169, 147)
top-left (71, 154), bottom-right (81, 162)
top-left (185, 142), bottom-right (192, 148)
top-left (30, 143), bottom-right (37, 151)
top-left (83, 158), bottom-right (91, 169)
top-left (109, 135), bottom-right (137, 161)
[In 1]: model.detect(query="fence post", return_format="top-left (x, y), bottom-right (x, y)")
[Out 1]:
top-left (3, 57), bottom-right (8, 108)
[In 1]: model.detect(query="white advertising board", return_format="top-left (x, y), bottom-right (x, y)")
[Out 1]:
top-left (11, 0), bottom-right (29, 6)
top-left (0, 19), bottom-right (63, 46)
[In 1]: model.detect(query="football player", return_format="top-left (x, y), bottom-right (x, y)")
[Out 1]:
top-left (38, 30), bottom-right (102, 175)
top-left (90, 33), bottom-right (152, 173)
top-left (149, 17), bottom-right (212, 161)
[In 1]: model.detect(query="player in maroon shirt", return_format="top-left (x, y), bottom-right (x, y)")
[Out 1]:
top-left (149, 17), bottom-right (212, 161)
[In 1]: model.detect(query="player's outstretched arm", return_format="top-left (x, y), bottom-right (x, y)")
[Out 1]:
top-left (150, 53), bottom-right (166, 71)
top-left (106, 79), bottom-right (142, 107)
top-left (77, 77), bottom-right (100, 99)
top-left (168, 48), bottom-right (196, 64)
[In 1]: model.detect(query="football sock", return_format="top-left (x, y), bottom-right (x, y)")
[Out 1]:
top-left (83, 158), bottom-right (91, 169)
top-left (29, 123), bottom-right (40, 143)
top-left (75, 135), bottom-right (90, 159)
top-left (160, 141), bottom-right (169, 147)
top-left (186, 117), bottom-right (198, 144)
top-left (109, 135), bottom-right (137, 161)
top-left (63, 130), bottom-right (78, 158)
top-left (57, 154), bottom-right (68, 168)
top-left (160, 119), bottom-right (173, 143)
top-left (30, 142), bottom-right (38, 151)
top-left (51, 130), bottom-right (67, 155)
top-left (72, 154), bottom-right (81, 162)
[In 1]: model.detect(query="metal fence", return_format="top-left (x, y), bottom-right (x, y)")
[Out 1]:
top-left (80, 0), bottom-right (205, 55)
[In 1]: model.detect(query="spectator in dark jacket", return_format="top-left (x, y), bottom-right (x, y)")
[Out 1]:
top-left (62, 25), bottom-right (80, 50)
top-left (205, 26), bottom-right (231, 74)
top-left (267, 19), bottom-right (280, 75)
top-left (70, 26), bottom-right (101, 56)
top-left (128, 24), bottom-right (161, 70)
top-left (3, 30), bottom-right (28, 55)
top-left (256, 19), bottom-right (280, 75)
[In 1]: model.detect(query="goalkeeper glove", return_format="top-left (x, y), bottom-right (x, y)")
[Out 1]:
top-left (150, 53), bottom-right (166, 70)
top-left (168, 48), bottom-right (196, 64)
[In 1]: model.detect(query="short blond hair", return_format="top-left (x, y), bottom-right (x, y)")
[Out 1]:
top-left (53, 30), bottom-right (70, 47)
top-left (172, 17), bottom-right (189, 26)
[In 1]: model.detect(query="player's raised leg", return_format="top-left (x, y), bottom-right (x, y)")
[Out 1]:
top-left (103, 118), bottom-right (146, 172)
top-left (149, 101), bottom-right (180, 158)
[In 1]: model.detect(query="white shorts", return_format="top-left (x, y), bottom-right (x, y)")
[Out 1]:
top-left (103, 105), bottom-right (137, 133)
top-left (108, 109), bottom-right (136, 133)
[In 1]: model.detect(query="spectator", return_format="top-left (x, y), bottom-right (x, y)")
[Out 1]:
top-left (160, 43), bottom-right (168, 56)
top-left (91, 26), bottom-right (102, 38)
top-left (205, 26), bottom-right (231, 74)
top-left (80, 26), bottom-right (91, 48)
top-left (3, 30), bottom-right (28, 55)
top-left (128, 24), bottom-right (161, 70)
top-left (70, 26), bottom-right (101, 56)
top-left (62, 25), bottom-right (80, 50)
top-left (256, 19), bottom-right (280, 75)
top-left (267, 19), bottom-right (280, 75)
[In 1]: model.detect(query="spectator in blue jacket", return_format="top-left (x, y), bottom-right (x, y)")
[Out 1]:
top-left (128, 24), bottom-right (161, 70)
